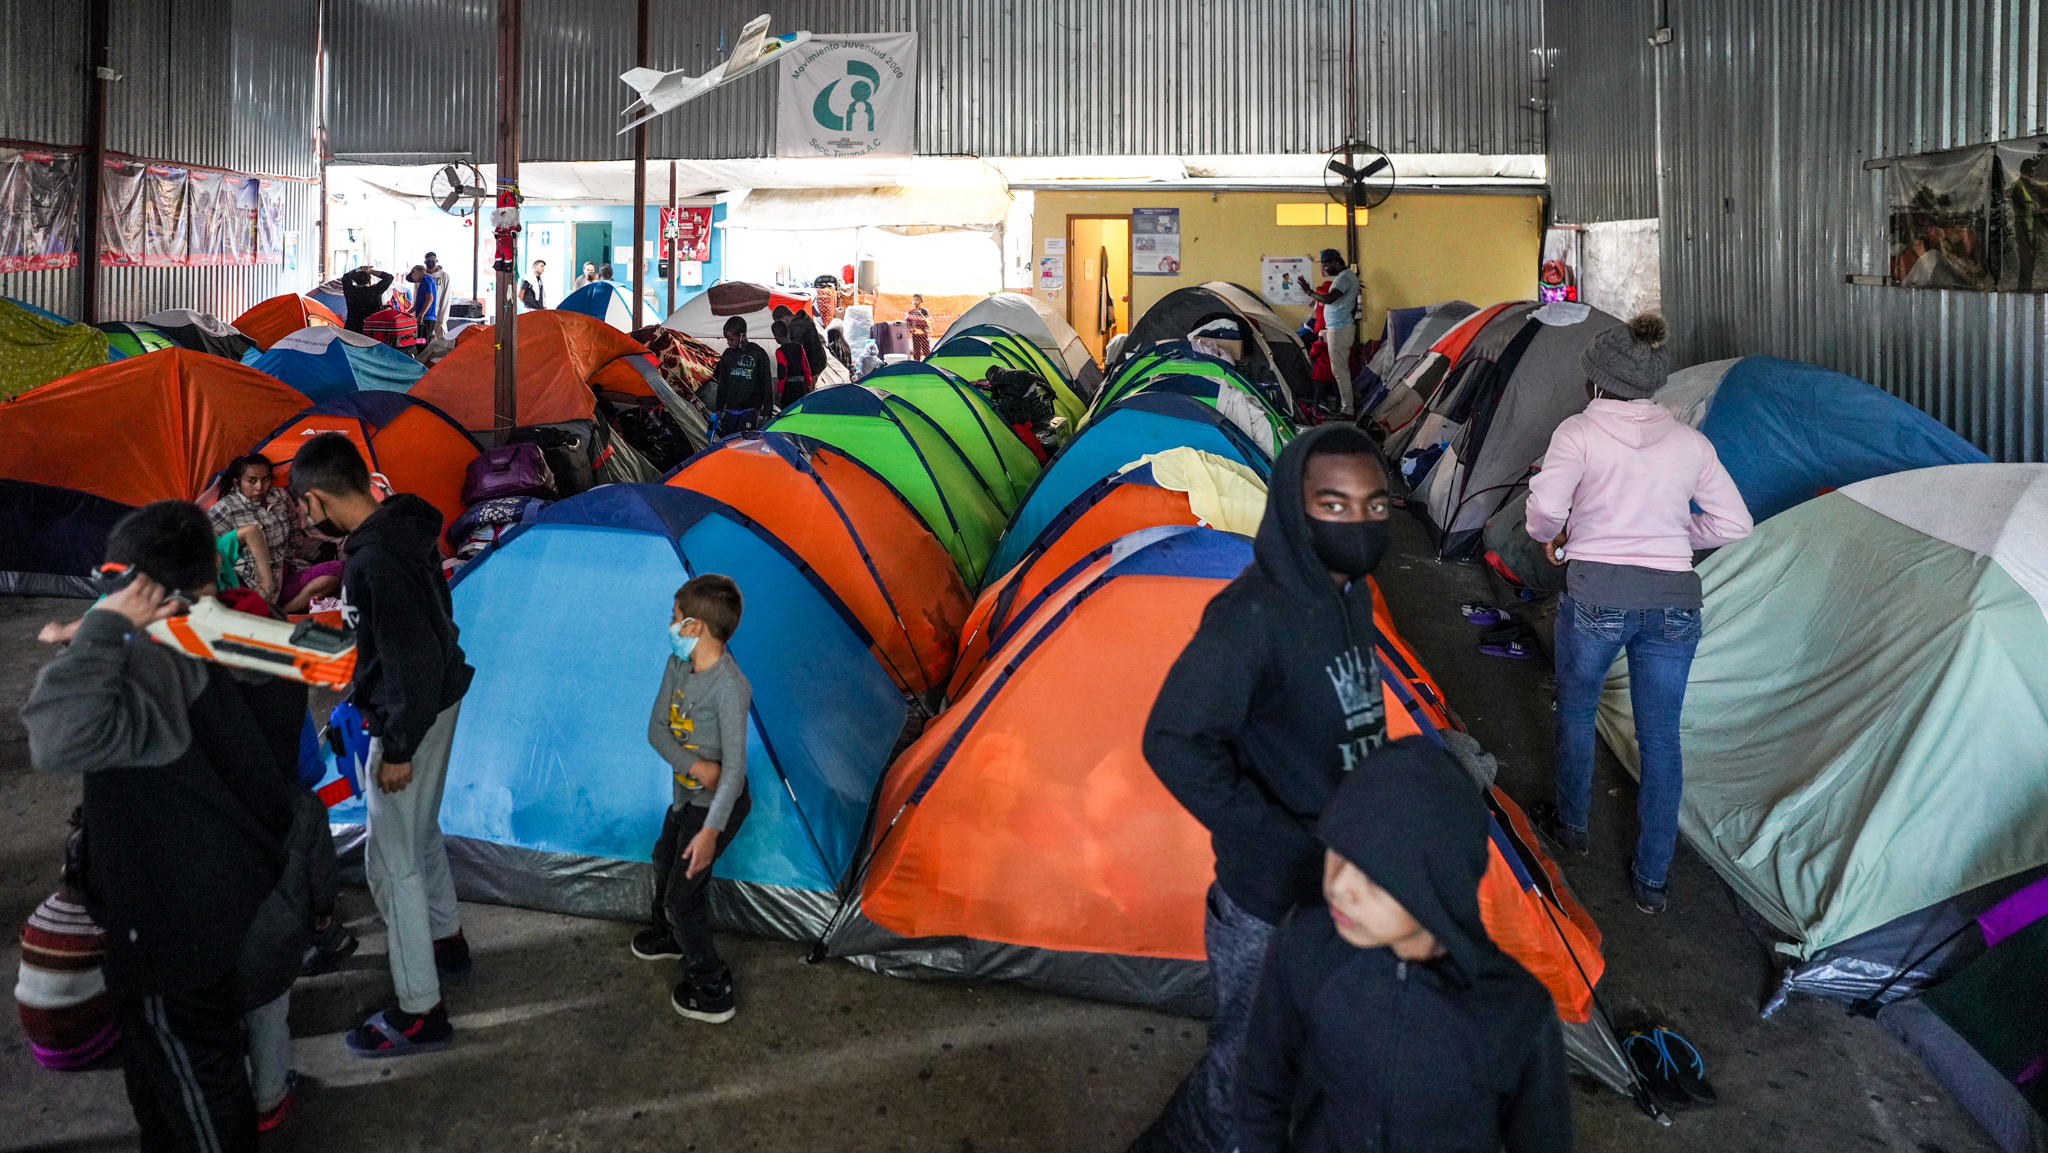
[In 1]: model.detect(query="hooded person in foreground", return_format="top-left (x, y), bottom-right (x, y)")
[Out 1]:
top-left (1237, 739), bottom-right (1573, 1152)
top-left (1130, 424), bottom-right (1394, 1153)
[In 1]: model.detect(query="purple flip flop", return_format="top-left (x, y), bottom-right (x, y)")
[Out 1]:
top-left (1461, 603), bottom-right (1511, 627)
top-left (342, 1011), bottom-right (452, 1059)
top-left (1478, 639), bottom-right (1535, 660)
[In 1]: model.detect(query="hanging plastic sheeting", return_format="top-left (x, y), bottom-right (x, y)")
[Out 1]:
top-left (557, 280), bottom-right (637, 332)
top-left (859, 361), bottom-right (1042, 514)
top-left (947, 292), bottom-right (1096, 387)
top-left (231, 294), bottom-right (344, 351)
top-left (768, 384), bottom-right (1008, 585)
top-left (1597, 466), bottom-right (2048, 1010)
top-left (0, 349), bottom-right (308, 595)
top-left (824, 523), bottom-right (1638, 1101)
top-left (248, 327), bottom-right (425, 402)
top-left (0, 297), bottom-right (109, 399)
top-left (430, 484), bottom-right (908, 939)
top-left (983, 392), bottom-right (1275, 587)
top-left (138, 309), bottom-right (259, 362)
top-left (948, 447), bottom-right (1267, 700)
top-left (242, 391), bottom-right (479, 549)
top-left (666, 431), bottom-right (972, 696)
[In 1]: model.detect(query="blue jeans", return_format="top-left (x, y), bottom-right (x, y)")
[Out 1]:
top-left (1552, 596), bottom-right (1701, 889)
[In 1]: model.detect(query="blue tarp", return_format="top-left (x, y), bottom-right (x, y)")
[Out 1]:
top-left (1698, 356), bottom-right (1989, 522)
top-left (248, 328), bottom-right (424, 402)
top-left (438, 484), bottom-right (905, 913)
top-left (984, 392), bottom-right (1271, 583)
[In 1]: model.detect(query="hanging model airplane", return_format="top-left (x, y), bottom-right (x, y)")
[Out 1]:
top-left (616, 14), bottom-right (812, 134)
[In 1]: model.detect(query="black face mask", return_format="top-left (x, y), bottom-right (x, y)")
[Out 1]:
top-left (1308, 516), bottom-right (1392, 579)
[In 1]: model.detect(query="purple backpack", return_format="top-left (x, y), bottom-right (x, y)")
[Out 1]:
top-left (461, 442), bottom-right (557, 506)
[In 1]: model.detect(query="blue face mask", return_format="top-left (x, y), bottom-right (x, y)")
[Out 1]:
top-left (667, 619), bottom-right (698, 662)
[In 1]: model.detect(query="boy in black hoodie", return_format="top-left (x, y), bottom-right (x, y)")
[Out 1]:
top-left (1133, 424), bottom-right (1394, 1153)
top-left (1237, 739), bottom-right (1573, 1152)
top-left (290, 433), bottom-right (476, 1057)
top-left (23, 501), bottom-right (307, 1152)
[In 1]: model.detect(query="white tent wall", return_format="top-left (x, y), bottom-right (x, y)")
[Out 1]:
top-left (722, 228), bottom-right (1004, 298)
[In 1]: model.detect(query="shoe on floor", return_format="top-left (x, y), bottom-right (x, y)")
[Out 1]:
top-left (344, 1004), bottom-right (453, 1058)
top-left (257, 1069), bottom-right (299, 1133)
top-left (300, 918), bottom-right (359, 976)
top-left (671, 976), bottom-right (736, 1024)
top-left (1478, 639), bottom-right (1535, 660)
top-left (632, 927), bottom-right (683, 962)
top-left (433, 931), bottom-right (473, 983)
top-left (1527, 801), bottom-right (1589, 857)
top-left (1629, 863), bottom-right (1669, 914)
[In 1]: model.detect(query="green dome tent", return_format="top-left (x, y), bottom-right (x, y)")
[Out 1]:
top-left (0, 298), bottom-right (109, 398)
top-left (859, 361), bottom-right (1042, 514)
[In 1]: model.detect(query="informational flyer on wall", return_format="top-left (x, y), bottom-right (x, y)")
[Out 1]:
top-left (1132, 208), bottom-right (1180, 275)
top-left (1038, 254), bottom-right (1064, 289)
top-left (1262, 255), bottom-right (1313, 304)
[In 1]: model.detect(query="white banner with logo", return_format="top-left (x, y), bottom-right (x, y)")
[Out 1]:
top-left (776, 33), bottom-right (918, 160)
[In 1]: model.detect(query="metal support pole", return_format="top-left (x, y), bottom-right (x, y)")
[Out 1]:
top-left (1343, 0), bottom-right (1360, 270)
top-left (315, 0), bottom-right (328, 285)
top-left (631, 0), bottom-right (649, 329)
top-left (491, 0), bottom-right (522, 445)
top-left (80, 0), bottom-right (111, 324)
top-left (665, 161), bottom-right (677, 317)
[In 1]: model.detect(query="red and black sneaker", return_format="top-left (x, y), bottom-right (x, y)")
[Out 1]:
top-left (433, 931), bottom-right (473, 984)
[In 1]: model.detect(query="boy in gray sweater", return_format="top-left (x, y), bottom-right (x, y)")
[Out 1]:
top-left (631, 574), bottom-right (753, 1023)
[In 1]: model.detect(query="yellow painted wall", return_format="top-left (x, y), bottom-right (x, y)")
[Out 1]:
top-left (1031, 190), bottom-right (1542, 339)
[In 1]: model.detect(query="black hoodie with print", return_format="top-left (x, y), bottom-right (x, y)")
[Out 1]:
top-left (1237, 738), bottom-right (1572, 1153)
top-left (339, 493), bottom-right (474, 763)
top-left (1142, 424), bottom-right (1388, 925)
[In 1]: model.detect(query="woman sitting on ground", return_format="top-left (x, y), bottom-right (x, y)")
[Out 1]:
top-left (207, 454), bottom-right (344, 614)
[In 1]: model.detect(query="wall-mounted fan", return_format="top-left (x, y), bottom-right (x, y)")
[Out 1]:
top-left (1324, 143), bottom-right (1396, 215)
top-left (429, 162), bottom-right (489, 216)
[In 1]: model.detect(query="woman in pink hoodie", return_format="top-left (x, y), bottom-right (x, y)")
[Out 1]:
top-left (1523, 314), bottom-right (1752, 915)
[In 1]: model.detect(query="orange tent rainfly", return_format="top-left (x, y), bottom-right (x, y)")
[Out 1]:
top-left (668, 431), bottom-right (972, 695)
top-left (244, 392), bottom-right (481, 551)
top-left (233, 293), bottom-right (345, 351)
top-left (411, 310), bottom-right (671, 432)
top-left (0, 348), bottom-right (310, 595)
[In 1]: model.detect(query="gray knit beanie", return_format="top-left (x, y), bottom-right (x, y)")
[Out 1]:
top-left (1581, 313), bottom-right (1670, 399)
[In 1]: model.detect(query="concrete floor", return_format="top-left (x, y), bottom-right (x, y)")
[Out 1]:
top-left (0, 517), bottom-right (2001, 1152)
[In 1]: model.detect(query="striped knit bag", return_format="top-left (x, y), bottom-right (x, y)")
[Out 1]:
top-left (15, 888), bottom-right (119, 1070)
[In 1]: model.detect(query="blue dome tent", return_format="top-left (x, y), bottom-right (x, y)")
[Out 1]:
top-left (432, 484), bottom-right (908, 939)
top-left (557, 281), bottom-right (637, 332)
top-left (248, 326), bottom-right (425, 402)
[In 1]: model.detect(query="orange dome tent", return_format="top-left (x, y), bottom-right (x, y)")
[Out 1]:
top-left (233, 293), bottom-right (344, 351)
top-left (411, 311), bottom-right (674, 432)
top-left (243, 392), bottom-right (481, 553)
top-left (0, 349), bottom-right (310, 595)
top-left (823, 521), bottom-right (1636, 1098)
top-left (667, 431), bottom-right (971, 695)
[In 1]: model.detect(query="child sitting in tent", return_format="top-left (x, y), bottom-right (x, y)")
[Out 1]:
top-left (1237, 739), bottom-right (1573, 1153)
top-left (208, 454), bottom-right (344, 614)
top-left (633, 574), bottom-right (753, 1025)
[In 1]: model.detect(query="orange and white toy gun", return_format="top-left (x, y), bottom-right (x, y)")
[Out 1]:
top-left (146, 596), bottom-right (358, 688)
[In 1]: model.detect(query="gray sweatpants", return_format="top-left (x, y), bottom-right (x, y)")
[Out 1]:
top-left (244, 991), bottom-right (292, 1112)
top-left (1126, 883), bottom-right (1277, 1153)
top-left (363, 701), bottom-right (463, 1014)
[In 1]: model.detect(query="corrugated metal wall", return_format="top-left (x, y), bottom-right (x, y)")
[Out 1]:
top-left (328, 0), bottom-right (1544, 162)
top-left (1542, 0), bottom-right (1657, 222)
top-left (0, 0), bottom-right (319, 320)
top-left (1549, 0), bottom-right (2048, 462)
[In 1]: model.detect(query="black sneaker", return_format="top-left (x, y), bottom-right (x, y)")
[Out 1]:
top-left (301, 918), bottom-right (359, 976)
top-left (671, 977), bottom-right (735, 1024)
top-left (433, 931), bottom-right (474, 983)
top-left (1630, 864), bottom-right (1669, 914)
top-left (631, 928), bottom-right (683, 962)
top-left (1527, 802), bottom-right (1589, 857)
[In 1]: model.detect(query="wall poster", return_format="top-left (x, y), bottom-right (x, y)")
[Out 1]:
top-left (1889, 146), bottom-right (1995, 290)
top-left (1038, 254), bottom-right (1064, 290)
top-left (1132, 207), bottom-right (1180, 275)
top-left (0, 148), bottom-right (79, 272)
top-left (1262, 255), bottom-right (1314, 304)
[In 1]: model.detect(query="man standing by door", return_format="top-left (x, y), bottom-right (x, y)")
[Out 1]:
top-left (423, 252), bottom-right (450, 341)
top-left (1297, 249), bottom-right (1361, 415)
top-left (521, 260), bottom-right (548, 311)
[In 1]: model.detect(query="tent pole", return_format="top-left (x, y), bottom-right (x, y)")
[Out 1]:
top-left (491, 0), bottom-right (522, 446)
top-left (79, 0), bottom-right (111, 324)
top-left (666, 161), bottom-right (677, 316)
top-left (631, 0), bottom-right (649, 330)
